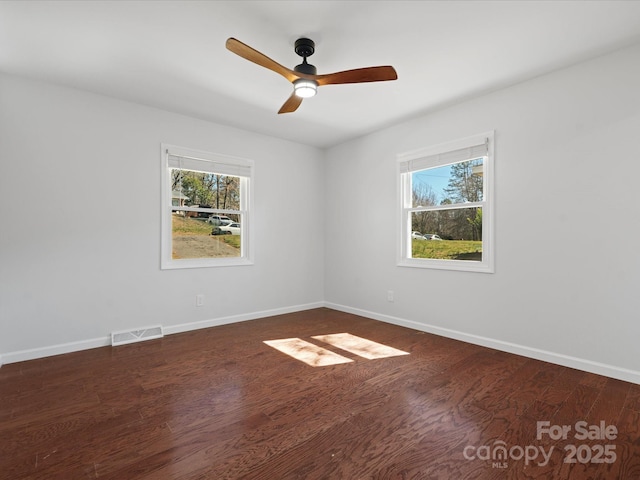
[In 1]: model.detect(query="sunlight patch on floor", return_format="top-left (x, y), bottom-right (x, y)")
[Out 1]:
top-left (312, 333), bottom-right (410, 360)
top-left (263, 338), bottom-right (354, 367)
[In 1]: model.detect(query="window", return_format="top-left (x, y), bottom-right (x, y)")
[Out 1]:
top-left (161, 144), bottom-right (253, 269)
top-left (397, 132), bottom-right (494, 273)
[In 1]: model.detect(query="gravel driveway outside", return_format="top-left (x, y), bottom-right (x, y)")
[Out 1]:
top-left (172, 235), bottom-right (240, 259)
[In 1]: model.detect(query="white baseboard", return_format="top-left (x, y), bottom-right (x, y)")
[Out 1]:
top-left (0, 302), bottom-right (325, 366)
top-left (163, 301), bottom-right (325, 335)
top-left (325, 302), bottom-right (640, 385)
top-left (1, 336), bottom-right (111, 365)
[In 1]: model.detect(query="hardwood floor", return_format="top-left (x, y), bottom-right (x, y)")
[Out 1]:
top-left (1, 308), bottom-right (639, 479)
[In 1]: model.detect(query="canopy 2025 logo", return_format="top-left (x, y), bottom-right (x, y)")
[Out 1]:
top-left (463, 420), bottom-right (618, 469)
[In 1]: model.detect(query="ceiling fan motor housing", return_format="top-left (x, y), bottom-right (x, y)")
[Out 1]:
top-left (295, 62), bottom-right (317, 75)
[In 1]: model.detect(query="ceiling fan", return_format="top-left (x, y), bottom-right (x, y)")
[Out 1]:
top-left (225, 37), bottom-right (398, 114)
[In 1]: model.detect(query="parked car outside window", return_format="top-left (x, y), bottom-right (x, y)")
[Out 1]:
top-left (212, 222), bottom-right (241, 235)
top-left (208, 215), bottom-right (232, 225)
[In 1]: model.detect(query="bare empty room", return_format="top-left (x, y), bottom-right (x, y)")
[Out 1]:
top-left (1, 1), bottom-right (640, 478)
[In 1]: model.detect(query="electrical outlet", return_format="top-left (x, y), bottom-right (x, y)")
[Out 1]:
top-left (387, 290), bottom-right (394, 302)
top-left (196, 294), bottom-right (204, 307)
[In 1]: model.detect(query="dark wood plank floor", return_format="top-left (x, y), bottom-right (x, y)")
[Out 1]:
top-left (1, 308), bottom-right (639, 479)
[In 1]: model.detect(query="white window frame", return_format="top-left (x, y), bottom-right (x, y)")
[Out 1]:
top-left (397, 131), bottom-right (494, 273)
top-left (161, 144), bottom-right (254, 269)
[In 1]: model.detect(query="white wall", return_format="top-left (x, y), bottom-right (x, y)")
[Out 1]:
top-left (3, 43), bottom-right (640, 384)
top-left (0, 74), bottom-right (325, 363)
top-left (324, 43), bottom-right (640, 383)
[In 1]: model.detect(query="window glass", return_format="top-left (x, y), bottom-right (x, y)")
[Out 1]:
top-left (412, 158), bottom-right (484, 208)
top-left (410, 208), bottom-right (482, 261)
top-left (170, 170), bottom-right (241, 260)
top-left (171, 209), bottom-right (241, 260)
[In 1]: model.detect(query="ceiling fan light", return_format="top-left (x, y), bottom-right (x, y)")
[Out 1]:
top-left (294, 79), bottom-right (317, 98)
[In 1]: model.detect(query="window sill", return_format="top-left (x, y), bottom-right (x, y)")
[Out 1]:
top-left (397, 258), bottom-right (494, 273)
top-left (161, 257), bottom-right (254, 270)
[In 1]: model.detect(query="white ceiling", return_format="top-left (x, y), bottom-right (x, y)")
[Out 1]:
top-left (1, 1), bottom-right (640, 148)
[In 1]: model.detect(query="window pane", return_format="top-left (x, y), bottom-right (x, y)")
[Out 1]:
top-left (411, 157), bottom-right (484, 207)
top-left (170, 169), bottom-right (242, 260)
top-left (411, 208), bottom-right (482, 261)
top-left (171, 170), bottom-right (241, 210)
top-left (171, 211), bottom-right (240, 259)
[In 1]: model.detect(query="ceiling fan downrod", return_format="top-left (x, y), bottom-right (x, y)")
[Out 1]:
top-left (294, 38), bottom-right (317, 76)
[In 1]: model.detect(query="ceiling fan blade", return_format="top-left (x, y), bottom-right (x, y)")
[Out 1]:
top-left (278, 92), bottom-right (303, 114)
top-left (315, 66), bottom-right (397, 86)
top-left (226, 38), bottom-right (299, 83)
